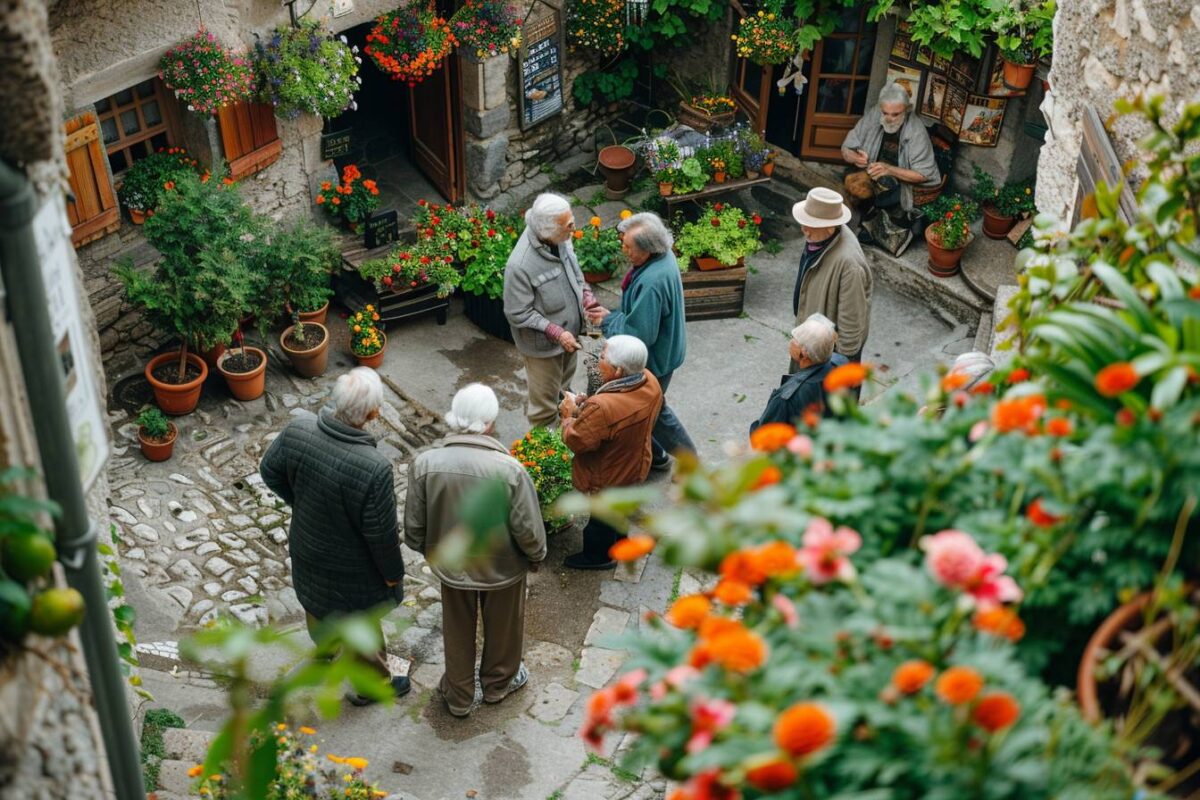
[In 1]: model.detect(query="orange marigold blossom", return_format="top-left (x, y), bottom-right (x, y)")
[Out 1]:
top-left (610, 535), bottom-right (654, 562)
top-left (667, 594), bottom-right (711, 629)
top-left (892, 659), bottom-right (935, 694)
top-left (753, 540), bottom-right (799, 577)
top-left (719, 549), bottom-right (768, 585)
top-left (713, 578), bottom-right (753, 606)
top-left (708, 627), bottom-right (768, 672)
top-left (751, 464), bottom-right (782, 490)
top-left (345, 757), bottom-right (368, 770)
top-left (744, 754), bottom-right (798, 791)
top-left (1095, 362), bottom-right (1139, 397)
top-left (774, 702), bottom-right (836, 756)
top-left (973, 691), bottom-right (1021, 732)
top-left (749, 422), bottom-right (796, 451)
top-left (935, 666), bottom-right (984, 705)
top-left (973, 607), bottom-right (1025, 642)
top-left (698, 616), bottom-right (743, 641)
top-left (188, 765), bottom-right (204, 778)
top-left (990, 393), bottom-right (1046, 433)
top-left (824, 362), bottom-right (870, 392)
top-left (941, 371), bottom-right (970, 392)
top-left (1045, 417), bottom-right (1073, 437)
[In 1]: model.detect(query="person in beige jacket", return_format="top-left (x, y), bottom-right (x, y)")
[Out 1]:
top-left (405, 383), bottom-right (547, 718)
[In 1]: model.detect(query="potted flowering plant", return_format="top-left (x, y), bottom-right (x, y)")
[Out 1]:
top-left (450, 0), bottom-right (522, 60)
top-left (510, 427), bottom-right (574, 527)
top-left (315, 164), bottom-right (380, 230)
top-left (365, 2), bottom-right (457, 87)
top-left (922, 194), bottom-right (979, 276)
top-left (451, 203), bottom-right (524, 341)
top-left (675, 202), bottom-right (763, 271)
top-left (737, 129), bottom-right (769, 178)
top-left (253, 19), bottom-right (362, 119)
top-left (159, 29), bottom-right (255, 115)
top-left (347, 304), bottom-right (387, 369)
top-left (117, 147), bottom-right (203, 221)
top-left (672, 157), bottom-right (710, 195)
top-left (678, 91), bottom-right (737, 133)
top-left (136, 406), bottom-right (177, 462)
top-left (566, 0), bottom-right (627, 56)
top-left (990, 0), bottom-right (1056, 90)
top-left (643, 137), bottom-right (682, 195)
top-left (359, 246), bottom-right (460, 297)
top-left (972, 166), bottom-right (1036, 238)
top-left (733, 1), bottom-right (798, 66)
top-left (573, 214), bottom-right (625, 283)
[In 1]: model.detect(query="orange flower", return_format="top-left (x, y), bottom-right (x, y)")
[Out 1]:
top-left (573, 229), bottom-right (584, 239)
top-left (163, 181), bottom-right (175, 191)
top-left (891, 660), bottom-right (935, 694)
top-left (935, 666), bottom-right (984, 705)
top-left (345, 757), bottom-right (368, 770)
top-left (589, 215), bottom-right (601, 227)
top-left (299, 726), bottom-right (317, 735)
top-left (1026, 498), bottom-right (1061, 527)
top-left (745, 755), bottom-right (798, 791)
top-left (941, 371), bottom-right (970, 392)
top-left (824, 362), bottom-right (870, 392)
top-left (753, 541), bottom-right (799, 577)
top-left (610, 535), bottom-right (654, 561)
top-left (187, 765), bottom-right (204, 778)
top-left (719, 549), bottom-right (768, 586)
top-left (973, 607), bottom-right (1025, 642)
top-left (708, 626), bottom-right (767, 672)
top-left (990, 394), bottom-right (1046, 433)
top-left (316, 195), bottom-right (325, 204)
top-left (713, 578), bottom-right (753, 606)
top-left (973, 691), bottom-right (1021, 732)
top-left (773, 702), bottom-right (836, 757)
top-left (749, 422), bottom-right (796, 451)
top-left (1007, 368), bottom-right (1030, 383)
top-left (667, 595), bottom-right (711, 629)
top-left (698, 616), bottom-right (743, 642)
top-left (751, 464), bottom-right (782, 490)
top-left (1095, 362), bottom-right (1139, 397)
top-left (321, 181), bottom-right (332, 191)
top-left (1045, 417), bottom-right (1073, 437)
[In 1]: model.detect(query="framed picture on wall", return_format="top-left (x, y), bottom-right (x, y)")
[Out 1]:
top-left (959, 94), bottom-right (1007, 146)
top-left (932, 53), bottom-right (952, 73)
top-left (921, 74), bottom-right (948, 122)
top-left (886, 61), bottom-right (924, 103)
top-left (915, 45), bottom-right (933, 66)
top-left (942, 83), bottom-right (969, 134)
top-left (890, 31), bottom-right (915, 61)
top-left (949, 51), bottom-right (980, 89)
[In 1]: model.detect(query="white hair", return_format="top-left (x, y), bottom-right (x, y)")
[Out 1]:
top-left (524, 193), bottom-right (572, 240)
top-left (603, 335), bottom-right (648, 375)
top-left (805, 312), bottom-right (836, 333)
top-left (951, 351), bottom-right (995, 389)
top-left (790, 318), bottom-right (836, 364)
top-left (445, 383), bottom-right (499, 434)
top-left (878, 81), bottom-right (912, 109)
top-left (617, 212), bottom-right (674, 255)
top-left (332, 367), bottom-right (384, 428)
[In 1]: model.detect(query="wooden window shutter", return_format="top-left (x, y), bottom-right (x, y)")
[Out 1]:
top-left (217, 101), bottom-right (282, 181)
top-left (64, 113), bottom-right (120, 247)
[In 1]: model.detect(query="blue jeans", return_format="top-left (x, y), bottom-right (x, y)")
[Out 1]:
top-left (651, 371), bottom-right (696, 462)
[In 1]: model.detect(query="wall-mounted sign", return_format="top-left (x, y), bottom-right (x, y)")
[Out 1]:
top-left (321, 129), bottom-right (352, 160)
top-left (517, 3), bottom-right (564, 131)
top-left (364, 209), bottom-right (400, 250)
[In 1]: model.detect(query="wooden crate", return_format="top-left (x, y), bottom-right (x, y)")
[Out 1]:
top-left (681, 266), bottom-right (747, 321)
top-left (335, 270), bottom-right (449, 326)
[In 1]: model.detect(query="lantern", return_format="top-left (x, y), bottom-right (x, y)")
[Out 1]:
top-left (626, 0), bottom-right (648, 26)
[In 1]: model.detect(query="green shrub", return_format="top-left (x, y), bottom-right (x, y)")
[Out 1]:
top-left (136, 407), bottom-right (171, 439)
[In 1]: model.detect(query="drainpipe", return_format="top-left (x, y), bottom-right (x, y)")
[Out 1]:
top-left (0, 159), bottom-right (144, 800)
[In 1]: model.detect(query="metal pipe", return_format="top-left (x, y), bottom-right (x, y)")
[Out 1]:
top-left (0, 159), bottom-right (144, 800)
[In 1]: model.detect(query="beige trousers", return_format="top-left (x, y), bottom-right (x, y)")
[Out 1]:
top-left (523, 351), bottom-right (578, 428)
top-left (439, 578), bottom-right (527, 714)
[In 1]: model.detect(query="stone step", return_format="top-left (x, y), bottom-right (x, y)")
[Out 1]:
top-left (157, 759), bottom-right (200, 796)
top-left (973, 310), bottom-right (993, 353)
top-left (162, 727), bottom-right (215, 763)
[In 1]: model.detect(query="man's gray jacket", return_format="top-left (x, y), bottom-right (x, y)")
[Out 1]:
top-left (503, 227), bottom-right (587, 358)
top-left (842, 108), bottom-right (941, 211)
top-left (259, 408), bottom-right (404, 620)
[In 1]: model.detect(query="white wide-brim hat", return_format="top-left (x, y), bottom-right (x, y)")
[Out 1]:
top-left (792, 187), bottom-right (852, 227)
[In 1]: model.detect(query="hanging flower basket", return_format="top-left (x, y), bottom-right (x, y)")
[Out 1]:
top-left (450, 0), bottom-right (523, 61)
top-left (566, 0), bottom-right (627, 56)
top-left (253, 19), bottom-right (362, 119)
top-left (733, 5), bottom-right (797, 66)
top-left (159, 29), bottom-right (255, 115)
top-left (365, 2), bottom-right (457, 87)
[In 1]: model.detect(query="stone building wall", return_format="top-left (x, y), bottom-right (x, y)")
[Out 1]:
top-left (1037, 0), bottom-right (1200, 218)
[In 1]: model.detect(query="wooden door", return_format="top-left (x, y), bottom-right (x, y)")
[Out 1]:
top-left (729, 0), bottom-right (772, 134)
top-left (408, 3), bottom-right (465, 204)
top-left (799, 6), bottom-right (877, 161)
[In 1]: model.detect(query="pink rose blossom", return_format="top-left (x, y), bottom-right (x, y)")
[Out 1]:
top-left (968, 420), bottom-right (989, 442)
top-left (772, 593), bottom-right (799, 628)
top-left (786, 434), bottom-right (814, 458)
top-left (798, 517), bottom-right (862, 584)
top-left (962, 553), bottom-right (1023, 608)
top-left (920, 530), bottom-right (984, 588)
top-left (686, 698), bottom-right (736, 754)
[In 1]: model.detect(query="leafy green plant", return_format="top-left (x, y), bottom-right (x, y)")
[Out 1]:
top-left (254, 219), bottom-right (338, 320)
top-left (360, 246), bottom-right (460, 297)
top-left (99, 523), bottom-right (147, 698)
top-left (573, 221), bottom-right (624, 276)
top-left (675, 202), bottom-right (763, 267)
top-left (117, 148), bottom-right (203, 212)
top-left (315, 164), bottom-right (380, 225)
top-left (572, 58), bottom-right (638, 106)
top-left (905, 0), bottom-right (995, 59)
top-left (566, 0), bottom-right (626, 56)
top-left (510, 427), bottom-right (574, 510)
top-left (253, 19), bottom-right (361, 119)
top-left (989, 0), bottom-right (1056, 64)
top-left (972, 165), bottom-right (1036, 218)
top-left (140, 708), bottom-right (185, 791)
top-left (922, 193), bottom-right (980, 249)
top-left (672, 157), bottom-right (709, 194)
top-left (137, 407), bottom-right (172, 439)
top-left (733, 1), bottom-right (797, 65)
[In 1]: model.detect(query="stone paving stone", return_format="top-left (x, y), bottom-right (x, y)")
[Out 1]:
top-left (613, 555), bottom-right (648, 583)
top-left (162, 727), bottom-right (215, 762)
top-left (156, 759), bottom-right (198, 795)
top-left (529, 682), bottom-right (579, 723)
top-left (561, 764), bottom-right (633, 800)
top-left (584, 607), bottom-right (629, 647)
top-left (576, 647), bottom-right (624, 689)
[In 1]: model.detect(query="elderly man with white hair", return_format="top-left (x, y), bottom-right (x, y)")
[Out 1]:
top-left (841, 81), bottom-right (941, 256)
top-left (558, 335), bottom-right (663, 569)
top-left (504, 192), bottom-right (600, 428)
top-left (405, 384), bottom-right (547, 718)
top-left (260, 367), bottom-right (409, 705)
top-left (751, 314), bottom-right (848, 433)
top-left (588, 212), bottom-right (695, 470)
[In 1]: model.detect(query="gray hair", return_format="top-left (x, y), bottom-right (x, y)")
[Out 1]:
top-left (878, 81), bottom-right (912, 109)
top-left (790, 318), bottom-right (836, 364)
top-left (445, 383), bottom-right (499, 434)
top-left (603, 335), bottom-right (648, 376)
top-left (951, 351), bottom-right (995, 390)
top-left (617, 212), bottom-right (674, 255)
top-left (524, 193), bottom-right (572, 240)
top-left (332, 367), bottom-right (384, 428)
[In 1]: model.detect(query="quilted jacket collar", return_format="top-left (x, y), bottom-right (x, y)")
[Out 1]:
top-left (317, 407), bottom-right (378, 447)
top-left (442, 433), bottom-right (510, 454)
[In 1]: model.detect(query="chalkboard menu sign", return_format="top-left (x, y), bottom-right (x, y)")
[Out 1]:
top-left (517, 5), bottom-right (563, 131)
top-left (364, 209), bottom-right (399, 250)
top-left (321, 129), bottom-right (352, 160)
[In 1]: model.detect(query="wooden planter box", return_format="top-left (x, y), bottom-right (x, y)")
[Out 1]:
top-left (463, 291), bottom-right (514, 343)
top-left (335, 271), bottom-right (449, 326)
top-left (681, 265), bottom-right (747, 321)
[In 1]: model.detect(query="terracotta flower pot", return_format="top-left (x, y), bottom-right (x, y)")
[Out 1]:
top-left (924, 225), bottom-right (971, 277)
top-left (138, 422), bottom-right (178, 462)
top-left (714, 171), bottom-right (726, 184)
top-left (598, 146), bottom-right (637, 198)
top-left (1002, 58), bottom-right (1036, 91)
top-left (693, 255), bottom-right (745, 272)
top-left (981, 202), bottom-right (1017, 239)
top-left (145, 352), bottom-right (208, 415)
top-left (217, 346), bottom-right (268, 401)
top-left (129, 208), bottom-right (147, 225)
top-left (353, 331), bottom-right (388, 370)
top-left (658, 182), bottom-right (673, 197)
top-left (1077, 592), bottom-right (1151, 724)
top-left (583, 271), bottom-right (613, 284)
top-left (287, 300), bottom-right (330, 326)
top-left (280, 323), bottom-right (329, 378)
top-left (762, 161), bottom-right (775, 177)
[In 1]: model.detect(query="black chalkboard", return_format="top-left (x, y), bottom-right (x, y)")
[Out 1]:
top-left (364, 209), bottom-right (399, 250)
top-left (321, 129), bottom-right (352, 160)
top-left (517, 7), bottom-right (563, 131)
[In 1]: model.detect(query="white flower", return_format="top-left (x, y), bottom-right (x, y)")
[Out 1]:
top-left (340, 35), bottom-right (348, 43)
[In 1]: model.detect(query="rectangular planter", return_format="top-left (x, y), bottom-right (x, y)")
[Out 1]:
top-left (462, 291), bottom-right (514, 343)
top-left (379, 282), bottom-right (449, 325)
top-left (681, 266), bottom-right (747, 321)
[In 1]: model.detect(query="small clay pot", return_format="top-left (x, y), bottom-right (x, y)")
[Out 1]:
top-left (129, 208), bottom-right (147, 225)
top-left (981, 202), bottom-right (1017, 239)
top-left (138, 422), bottom-right (177, 462)
top-left (1002, 58), bottom-right (1036, 91)
top-left (280, 323), bottom-right (330, 378)
top-left (925, 225), bottom-right (971, 277)
top-left (353, 331), bottom-right (388, 370)
top-left (658, 182), bottom-right (673, 197)
top-left (583, 271), bottom-right (613, 284)
top-left (217, 346), bottom-right (268, 401)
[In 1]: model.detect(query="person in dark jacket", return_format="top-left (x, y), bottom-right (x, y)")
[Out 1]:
top-left (259, 367), bottom-right (409, 704)
top-left (751, 314), bottom-right (846, 433)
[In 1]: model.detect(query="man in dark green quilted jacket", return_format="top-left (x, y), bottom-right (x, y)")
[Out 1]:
top-left (260, 367), bottom-right (409, 704)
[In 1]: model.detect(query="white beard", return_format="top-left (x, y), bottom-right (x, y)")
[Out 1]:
top-left (881, 117), bottom-right (904, 134)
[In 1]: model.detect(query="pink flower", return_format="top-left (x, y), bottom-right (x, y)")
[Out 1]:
top-left (962, 554), bottom-right (1023, 608)
top-left (772, 593), bottom-right (799, 628)
top-left (798, 518), bottom-right (862, 584)
top-left (686, 698), bottom-right (737, 754)
top-left (786, 434), bottom-right (813, 458)
top-left (920, 530), bottom-right (984, 587)
top-left (968, 420), bottom-right (989, 442)
top-left (612, 668), bottom-right (647, 705)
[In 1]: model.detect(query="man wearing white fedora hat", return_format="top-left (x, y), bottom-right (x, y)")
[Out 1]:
top-left (790, 187), bottom-right (872, 374)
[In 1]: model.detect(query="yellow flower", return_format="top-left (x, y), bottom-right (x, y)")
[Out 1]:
top-left (309, 744), bottom-right (318, 753)
top-left (619, 209), bottom-right (632, 219)
top-left (276, 723), bottom-right (288, 732)
top-left (346, 757), bottom-right (368, 770)
top-left (589, 216), bottom-right (601, 227)
top-left (188, 765), bottom-right (204, 778)
top-left (328, 754), bottom-right (346, 764)
top-left (300, 726), bottom-right (317, 735)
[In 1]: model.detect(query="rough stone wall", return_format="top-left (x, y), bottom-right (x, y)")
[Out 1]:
top-left (1037, 0), bottom-right (1200, 218)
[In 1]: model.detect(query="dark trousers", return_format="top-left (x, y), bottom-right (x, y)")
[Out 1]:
top-left (650, 370), bottom-right (697, 462)
top-left (305, 612), bottom-right (391, 680)
top-left (581, 516), bottom-right (623, 561)
top-left (440, 578), bottom-right (527, 714)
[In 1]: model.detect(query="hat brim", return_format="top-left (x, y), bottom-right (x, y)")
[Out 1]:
top-left (792, 204), bottom-right (852, 227)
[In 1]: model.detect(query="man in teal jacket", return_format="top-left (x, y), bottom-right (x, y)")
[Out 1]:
top-left (588, 212), bottom-right (695, 468)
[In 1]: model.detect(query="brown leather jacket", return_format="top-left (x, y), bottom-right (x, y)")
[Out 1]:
top-left (561, 370), bottom-right (663, 494)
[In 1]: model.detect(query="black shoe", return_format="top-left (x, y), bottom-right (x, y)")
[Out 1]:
top-left (347, 674), bottom-right (411, 706)
top-left (564, 551), bottom-right (616, 570)
top-left (650, 453), bottom-right (674, 472)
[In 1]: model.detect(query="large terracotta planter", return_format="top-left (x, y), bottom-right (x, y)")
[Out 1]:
top-left (693, 255), bottom-right (745, 272)
top-left (598, 146), bottom-right (636, 199)
top-left (924, 225), bottom-right (971, 278)
top-left (145, 352), bottom-right (208, 415)
top-left (280, 324), bottom-right (329, 378)
top-left (981, 202), bottom-right (1017, 239)
top-left (353, 331), bottom-right (388, 369)
top-left (1002, 58), bottom-right (1036, 91)
top-left (138, 423), bottom-right (177, 462)
top-left (1077, 592), bottom-right (1152, 724)
top-left (288, 300), bottom-right (330, 326)
top-left (200, 342), bottom-right (227, 371)
top-left (217, 346), bottom-right (268, 401)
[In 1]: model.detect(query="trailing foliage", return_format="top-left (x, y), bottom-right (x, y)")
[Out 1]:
top-left (253, 19), bottom-right (362, 119)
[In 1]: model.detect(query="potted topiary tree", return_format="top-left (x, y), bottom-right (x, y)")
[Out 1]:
top-left (114, 170), bottom-right (258, 414)
top-left (136, 407), bottom-right (177, 461)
